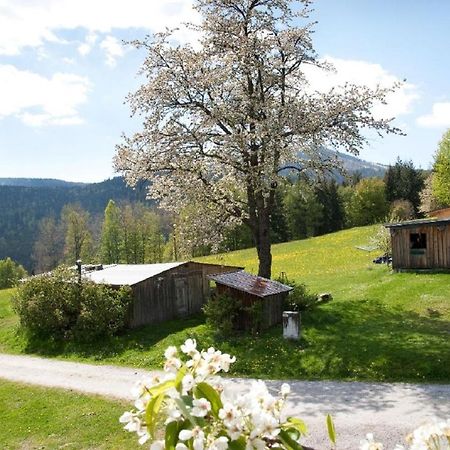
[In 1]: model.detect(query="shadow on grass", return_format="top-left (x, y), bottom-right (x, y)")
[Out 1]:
top-left (220, 299), bottom-right (450, 383)
top-left (23, 314), bottom-right (205, 361)
top-left (18, 301), bottom-right (450, 383)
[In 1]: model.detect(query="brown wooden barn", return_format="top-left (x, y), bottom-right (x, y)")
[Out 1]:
top-left (385, 218), bottom-right (450, 270)
top-left (83, 261), bottom-right (241, 327)
top-left (208, 271), bottom-right (293, 330)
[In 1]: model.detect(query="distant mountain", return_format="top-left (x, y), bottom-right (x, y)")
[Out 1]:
top-left (332, 150), bottom-right (388, 179)
top-left (0, 177), bottom-right (153, 271)
top-left (0, 178), bottom-right (86, 188)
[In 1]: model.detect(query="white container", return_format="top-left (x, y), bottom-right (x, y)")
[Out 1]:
top-left (283, 311), bottom-right (300, 340)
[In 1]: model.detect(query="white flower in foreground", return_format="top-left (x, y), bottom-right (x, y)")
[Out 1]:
top-left (165, 345), bottom-right (178, 359)
top-left (280, 383), bottom-right (291, 397)
top-left (119, 411), bottom-right (143, 433)
top-left (164, 356), bottom-right (182, 373)
top-left (182, 373), bottom-right (195, 393)
top-left (359, 433), bottom-right (384, 450)
top-left (219, 402), bottom-right (240, 427)
top-left (245, 437), bottom-right (266, 450)
top-left (138, 430), bottom-right (150, 445)
top-left (181, 338), bottom-right (197, 356)
top-left (179, 426), bottom-right (205, 450)
top-left (150, 440), bottom-right (165, 450)
top-left (191, 397), bottom-right (212, 417)
top-left (407, 418), bottom-right (450, 450)
top-left (175, 444), bottom-right (189, 450)
top-left (209, 436), bottom-right (229, 450)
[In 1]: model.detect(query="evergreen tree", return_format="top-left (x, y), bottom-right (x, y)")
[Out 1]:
top-left (314, 179), bottom-right (345, 234)
top-left (283, 179), bottom-right (323, 240)
top-left (384, 158), bottom-right (424, 213)
top-left (100, 200), bottom-right (122, 264)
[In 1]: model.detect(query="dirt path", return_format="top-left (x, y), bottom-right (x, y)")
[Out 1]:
top-left (1, 353), bottom-right (449, 449)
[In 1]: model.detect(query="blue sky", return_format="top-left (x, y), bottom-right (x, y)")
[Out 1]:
top-left (0, 0), bottom-right (449, 182)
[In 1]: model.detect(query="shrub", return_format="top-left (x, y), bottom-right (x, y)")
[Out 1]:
top-left (72, 282), bottom-right (133, 342)
top-left (0, 257), bottom-right (27, 289)
top-left (203, 294), bottom-right (241, 336)
top-left (12, 267), bottom-right (132, 341)
top-left (282, 280), bottom-right (318, 312)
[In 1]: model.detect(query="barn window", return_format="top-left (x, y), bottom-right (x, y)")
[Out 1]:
top-left (410, 233), bottom-right (427, 250)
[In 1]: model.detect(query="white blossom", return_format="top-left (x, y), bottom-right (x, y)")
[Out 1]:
top-left (165, 345), bottom-right (178, 359)
top-left (150, 440), bottom-right (165, 450)
top-left (191, 398), bottom-right (212, 417)
top-left (280, 383), bottom-right (291, 397)
top-left (114, 0), bottom-right (403, 277)
top-left (359, 433), bottom-right (384, 450)
top-left (181, 338), bottom-right (198, 356)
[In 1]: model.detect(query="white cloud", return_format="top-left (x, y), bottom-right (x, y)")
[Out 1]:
top-left (77, 32), bottom-right (98, 56)
top-left (416, 102), bottom-right (450, 128)
top-left (0, 65), bottom-right (90, 126)
top-left (0, 0), bottom-right (199, 55)
top-left (303, 56), bottom-right (420, 119)
top-left (100, 36), bottom-right (125, 67)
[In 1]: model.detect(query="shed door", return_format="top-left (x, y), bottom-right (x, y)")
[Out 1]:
top-left (174, 277), bottom-right (189, 316)
top-left (173, 271), bottom-right (203, 316)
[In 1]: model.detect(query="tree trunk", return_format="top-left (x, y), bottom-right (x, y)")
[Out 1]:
top-left (255, 210), bottom-right (272, 279)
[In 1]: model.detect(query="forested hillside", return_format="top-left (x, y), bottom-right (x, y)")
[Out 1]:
top-left (0, 153), bottom-right (389, 272)
top-left (0, 177), bottom-right (152, 270)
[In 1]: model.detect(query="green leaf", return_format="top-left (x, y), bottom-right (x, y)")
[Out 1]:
top-left (228, 437), bottom-right (246, 450)
top-left (174, 397), bottom-right (197, 427)
top-left (145, 393), bottom-right (164, 437)
top-left (285, 417), bottom-right (308, 436)
top-left (326, 414), bottom-right (336, 445)
top-left (279, 429), bottom-right (304, 450)
top-left (193, 382), bottom-right (223, 417)
top-left (175, 365), bottom-right (188, 392)
top-left (147, 379), bottom-right (176, 397)
top-left (164, 420), bottom-right (179, 450)
top-left (284, 427), bottom-right (300, 441)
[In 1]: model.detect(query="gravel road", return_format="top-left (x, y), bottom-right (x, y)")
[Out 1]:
top-left (1, 353), bottom-right (449, 449)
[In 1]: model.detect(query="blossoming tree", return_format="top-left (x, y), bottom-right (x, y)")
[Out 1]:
top-left (115, 0), bottom-right (402, 278)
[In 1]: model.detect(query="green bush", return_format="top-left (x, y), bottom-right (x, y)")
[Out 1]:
top-left (0, 257), bottom-right (27, 289)
top-left (73, 282), bottom-right (132, 342)
top-left (203, 294), bottom-right (242, 336)
top-left (12, 267), bottom-right (132, 342)
top-left (282, 280), bottom-right (318, 312)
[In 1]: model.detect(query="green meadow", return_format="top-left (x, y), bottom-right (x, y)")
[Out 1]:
top-left (0, 380), bottom-right (138, 449)
top-left (0, 225), bottom-right (449, 382)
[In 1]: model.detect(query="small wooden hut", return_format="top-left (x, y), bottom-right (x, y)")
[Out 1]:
top-left (427, 207), bottom-right (450, 220)
top-left (385, 218), bottom-right (450, 270)
top-left (208, 271), bottom-right (293, 330)
top-left (84, 261), bottom-right (241, 327)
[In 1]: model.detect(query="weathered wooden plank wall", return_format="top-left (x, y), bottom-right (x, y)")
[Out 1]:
top-left (128, 262), bottom-right (241, 328)
top-left (391, 224), bottom-right (450, 270)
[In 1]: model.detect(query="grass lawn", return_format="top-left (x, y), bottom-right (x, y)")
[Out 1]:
top-left (0, 380), bottom-right (139, 449)
top-left (1, 225), bottom-right (449, 382)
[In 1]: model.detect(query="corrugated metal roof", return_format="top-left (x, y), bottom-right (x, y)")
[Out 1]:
top-left (385, 218), bottom-right (450, 229)
top-left (208, 270), bottom-right (293, 298)
top-left (83, 262), bottom-right (186, 286)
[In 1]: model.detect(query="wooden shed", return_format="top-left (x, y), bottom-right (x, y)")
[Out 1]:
top-left (84, 261), bottom-right (241, 328)
top-left (208, 271), bottom-right (293, 330)
top-left (427, 207), bottom-right (450, 220)
top-left (385, 218), bottom-right (450, 270)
